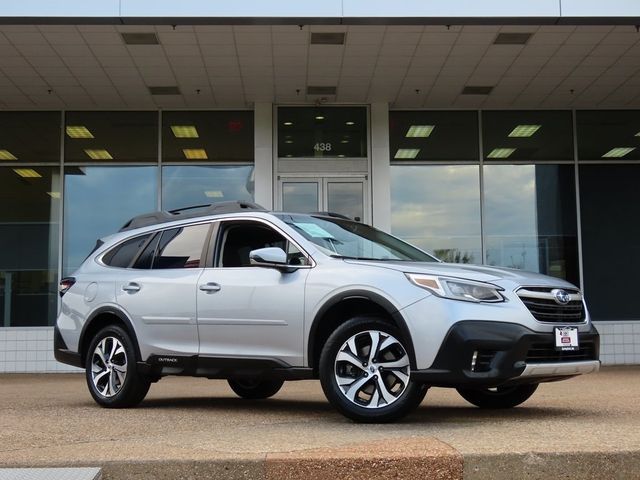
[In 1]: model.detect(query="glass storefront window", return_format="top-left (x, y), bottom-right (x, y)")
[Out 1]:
top-left (390, 165), bottom-right (482, 263)
top-left (0, 167), bottom-right (60, 326)
top-left (162, 165), bottom-right (254, 212)
top-left (278, 107), bottom-right (367, 158)
top-left (0, 112), bottom-right (60, 164)
top-left (580, 165), bottom-right (640, 320)
top-left (482, 111), bottom-right (573, 162)
top-left (64, 111), bottom-right (158, 163)
top-left (483, 164), bottom-right (578, 284)
top-left (577, 110), bottom-right (640, 161)
top-left (162, 111), bottom-right (254, 163)
top-left (389, 111), bottom-right (478, 162)
top-left (63, 167), bottom-right (158, 274)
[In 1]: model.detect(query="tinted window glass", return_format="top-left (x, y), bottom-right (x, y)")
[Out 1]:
top-left (0, 112), bottom-right (60, 163)
top-left (580, 165), bottom-right (640, 320)
top-left (577, 110), bottom-right (640, 161)
top-left (482, 111), bottom-right (573, 161)
top-left (389, 111), bottom-right (478, 162)
top-left (162, 111), bottom-right (254, 162)
top-left (153, 224), bottom-right (210, 269)
top-left (484, 164), bottom-right (578, 284)
top-left (391, 165), bottom-right (482, 263)
top-left (103, 234), bottom-right (151, 268)
top-left (278, 107), bottom-right (367, 158)
top-left (65, 111), bottom-right (158, 163)
top-left (133, 233), bottom-right (159, 269)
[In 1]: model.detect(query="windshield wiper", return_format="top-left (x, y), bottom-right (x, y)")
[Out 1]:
top-left (330, 255), bottom-right (397, 261)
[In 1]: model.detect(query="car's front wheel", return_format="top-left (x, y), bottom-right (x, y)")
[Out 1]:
top-left (227, 378), bottom-right (284, 399)
top-left (456, 383), bottom-right (539, 409)
top-left (85, 325), bottom-right (150, 408)
top-left (319, 317), bottom-right (427, 423)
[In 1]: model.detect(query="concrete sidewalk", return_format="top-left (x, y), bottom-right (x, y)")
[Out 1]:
top-left (1, 367), bottom-right (639, 479)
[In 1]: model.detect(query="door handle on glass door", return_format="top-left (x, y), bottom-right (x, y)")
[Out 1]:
top-left (122, 282), bottom-right (141, 293)
top-left (199, 282), bottom-right (221, 293)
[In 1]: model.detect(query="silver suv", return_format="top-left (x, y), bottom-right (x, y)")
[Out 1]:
top-left (55, 201), bottom-right (600, 423)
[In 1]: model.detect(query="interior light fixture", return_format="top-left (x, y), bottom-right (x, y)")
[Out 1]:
top-left (340, 140), bottom-right (349, 144)
top-left (338, 154), bottom-right (345, 158)
top-left (66, 126), bottom-right (94, 139)
top-left (602, 147), bottom-right (635, 158)
top-left (13, 168), bottom-right (41, 178)
top-left (170, 125), bottom-right (199, 138)
top-left (315, 115), bottom-right (325, 120)
top-left (204, 190), bottom-right (224, 198)
top-left (283, 121), bottom-right (293, 126)
top-left (508, 125), bottom-right (541, 137)
top-left (487, 148), bottom-right (516, 159)
top-left (285, 140), bottom-right (293, 144)
top-left (635, 131), bottom-right (640, 137)
top-left (84, 149), bottom-right (113, 160)
top-left (394, 149), bottom-right (420, 159)
top-left (345, 121), bottom-right (355, 126)
top-left (183, 148), bottom-right (208, 160)
top-left (0, 150), bottom-right (17, 160)
top-left (47, 191), bottom-right (61, 199)
top-left (406, 125), bottom-right (435, 138)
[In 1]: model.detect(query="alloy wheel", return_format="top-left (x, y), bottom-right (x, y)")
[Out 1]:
top-left (333, 330), bottom-right (410, 409)
top-left (91, 336), bottom-right (128, 398)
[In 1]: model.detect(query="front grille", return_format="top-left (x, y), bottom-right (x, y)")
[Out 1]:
top-left (517, 287), bottom-right (585, 323)
top-left (526, 341), bottom-right (597, 364)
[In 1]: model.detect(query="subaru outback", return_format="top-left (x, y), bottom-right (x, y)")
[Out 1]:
top-left (55, 201), bottom-right (600, 422)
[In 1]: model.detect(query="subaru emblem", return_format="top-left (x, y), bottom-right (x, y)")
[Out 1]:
top-left (551, 289), bottom-right (571, 305)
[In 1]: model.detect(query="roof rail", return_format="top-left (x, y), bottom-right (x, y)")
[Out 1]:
top-left (119, 201), bottom-right (267, 232)
top-left (311, 211), bottom-right (353, 220)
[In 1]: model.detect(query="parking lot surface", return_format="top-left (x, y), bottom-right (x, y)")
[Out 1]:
top-left (1, 366), bottom-right (639, 479)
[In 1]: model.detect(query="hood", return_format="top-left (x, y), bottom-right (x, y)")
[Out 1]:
top-left (343, 260), bottom-right (578, 290)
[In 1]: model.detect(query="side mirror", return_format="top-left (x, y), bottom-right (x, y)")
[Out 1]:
top-left (249, 247), bottom-right (288, 268)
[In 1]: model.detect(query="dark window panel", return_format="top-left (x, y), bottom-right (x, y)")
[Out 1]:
top-left (0, 112), bottom-right (60, 164)
top-left (162, 111), bottom-right (254, 163)
top-left (577, 110), bottom-right (640, 161)
top-left (580, 165), bottom-right (640, 320)
top-left (103, 234), bottom-right (152, 268)
top-left (389, 111), bottom-right (478, 162)
top-left (278, 107), bottom-right (367, 158)
top-left (484, 164), bottom-right (579, 284)
top-left (391, 165), bottom-right (482, 263)
top-left (482, 111), bottom-right (574, 161)
top-left (64, 111), bottom-right (158, 163)
top-left (0, 167), bottom-right (60, 327)
top-left (63, 166), bottom-right (158, 274)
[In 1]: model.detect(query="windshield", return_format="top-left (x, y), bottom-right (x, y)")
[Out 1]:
top-left (276, 214), bottom-right (438, 262)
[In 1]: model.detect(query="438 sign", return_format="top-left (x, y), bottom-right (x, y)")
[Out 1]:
top-left (313, 142), bottom-right (332, 152)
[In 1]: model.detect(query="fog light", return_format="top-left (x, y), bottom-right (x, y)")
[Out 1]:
top-left (471, 350), bottom-right (478, 372)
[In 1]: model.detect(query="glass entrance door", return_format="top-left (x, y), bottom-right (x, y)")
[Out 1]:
top-left (279, 176), bottom-right (367, 222)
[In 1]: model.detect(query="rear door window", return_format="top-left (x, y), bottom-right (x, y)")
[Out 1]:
top-left (152, 224), bottom-right (211, 269)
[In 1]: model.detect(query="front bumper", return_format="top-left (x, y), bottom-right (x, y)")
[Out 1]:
top-left (412, 321), bottom-right (600, 388)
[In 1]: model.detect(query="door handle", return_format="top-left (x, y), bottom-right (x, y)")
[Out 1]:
top-left (122, 282), bottom-right (141, 293)
top-left (199, 282), bottom-right (221, 293)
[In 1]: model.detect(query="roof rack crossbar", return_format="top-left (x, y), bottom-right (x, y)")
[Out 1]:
top-left (119, 201), bottom-right (267, 232)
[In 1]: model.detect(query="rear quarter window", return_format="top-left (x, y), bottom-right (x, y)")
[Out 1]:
top-left (102, 234), bottom-right (152, 268)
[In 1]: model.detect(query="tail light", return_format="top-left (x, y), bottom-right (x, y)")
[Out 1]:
top-left (59, 277), bottom-right (76, 297)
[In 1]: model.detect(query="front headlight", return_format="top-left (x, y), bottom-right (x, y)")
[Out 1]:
top-left (405, 273), bottom-right (504, 303)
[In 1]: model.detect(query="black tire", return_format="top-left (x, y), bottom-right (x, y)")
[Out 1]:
top-left (228, 378), bottom-right (284, 399)
top-left (456, 383), bottom-right (539, 409)
top-left (319, 317), bottom-right (426, 423)
top-left (85, 325), bottom-right (150, 408)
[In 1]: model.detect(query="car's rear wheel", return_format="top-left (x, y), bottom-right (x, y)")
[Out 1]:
top-left (319, 317), bottom-right (427, 423)
top-left (456, 383), bottom-right (539, 409)
top-left (228, 378), bottom-right (284, 399)
top-left (85, 325), bottom-right (150, 408)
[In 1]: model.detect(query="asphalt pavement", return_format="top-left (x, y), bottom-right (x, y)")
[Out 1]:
top-left (1, 366), bottom-right (638, 479)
